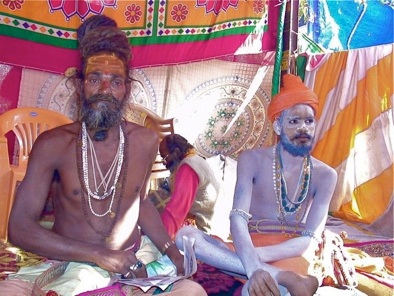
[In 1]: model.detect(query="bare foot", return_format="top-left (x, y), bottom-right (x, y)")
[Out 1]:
top-left (277, 271), bottom-right (318, 296)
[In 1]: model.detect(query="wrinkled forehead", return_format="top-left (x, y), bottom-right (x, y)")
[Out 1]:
top-left (85, 54), bottom-right (126, 77)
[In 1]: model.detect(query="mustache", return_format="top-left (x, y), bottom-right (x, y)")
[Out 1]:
top-left (80, 94), bottom-right (124, 133)
top-left (293, 133), bottom-right (312, 140)
top-left (85, 93), bottom-right (120, 106)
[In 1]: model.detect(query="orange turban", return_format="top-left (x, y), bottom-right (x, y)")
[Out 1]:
top-left (267, 74), bottom-right (319, 122)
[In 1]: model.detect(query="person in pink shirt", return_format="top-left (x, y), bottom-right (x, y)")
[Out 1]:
top-left (158, 134), bottom-right (222, 239)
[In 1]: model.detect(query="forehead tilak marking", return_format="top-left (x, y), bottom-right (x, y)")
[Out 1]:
top-left (85, 54), bottom-right (126, 76)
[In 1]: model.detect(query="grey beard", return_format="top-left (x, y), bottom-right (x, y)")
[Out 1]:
top-left (81, 94), bottom-right (124, 141)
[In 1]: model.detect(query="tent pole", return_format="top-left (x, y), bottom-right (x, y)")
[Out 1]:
top-left (272, 0), bottom-right (299, 96)
top-left (283, 0), bottom-right (299, 76)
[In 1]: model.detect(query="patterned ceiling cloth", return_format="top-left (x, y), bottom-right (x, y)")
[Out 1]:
top-left (0, 0), bottom-right (280, 74)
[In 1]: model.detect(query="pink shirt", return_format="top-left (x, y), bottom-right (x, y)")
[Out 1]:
top-left (160, 164), bottom-right (199, 238)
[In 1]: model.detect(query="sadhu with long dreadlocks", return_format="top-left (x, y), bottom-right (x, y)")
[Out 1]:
top-left (6, 15), bottom-right (206, 295)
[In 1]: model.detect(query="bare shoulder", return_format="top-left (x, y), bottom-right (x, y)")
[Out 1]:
top-left (311, 157), bottom-right (338, 183)
top-left (22, 123), bottom-right (78, 172)
top-left (236, 147), bottom-right (274, 177)
top-left (123, 121), bottom-right (159, 149)
top-left (238, 146), bottom-right (273, 164)
top-left (32, 122), bottom-right (78, 150)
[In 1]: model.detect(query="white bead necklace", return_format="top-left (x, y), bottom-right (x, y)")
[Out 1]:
top-left (81, 122), bottom-right (124, 217)
top-left (87, 131), bottom-right (120, 198)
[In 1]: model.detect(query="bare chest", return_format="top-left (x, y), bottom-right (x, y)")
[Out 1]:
top-left (51, 145), bottom-right (146, 248)
top-left (250, 164), bottom-right (314, 223)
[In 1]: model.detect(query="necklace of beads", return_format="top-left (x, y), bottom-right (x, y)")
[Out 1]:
top-left (273, 143), bottom-right (312, 236)
top-left (274, 143), bottom-right (311, 213)
top-left (81, 122), bottom-right (124, 217)
top-left (77, 122), bottom-right (128, 240)
top-left (87, 128), bottom-right (120, 199)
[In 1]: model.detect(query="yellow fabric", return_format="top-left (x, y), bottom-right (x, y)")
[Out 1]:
top-left (356, 272), bottom-right (393, 296)
top-left (313, 51), bottom-right (392, 168)
top-left (346, 248), bottom-right (394, 296)
top-left (0, 240), bottom-right (45, 270)
top-left (346, 247), bottom-right (394, 278)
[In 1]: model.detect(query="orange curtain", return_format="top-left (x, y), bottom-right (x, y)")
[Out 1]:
top-left (306, 44), bottom-right (393, 224)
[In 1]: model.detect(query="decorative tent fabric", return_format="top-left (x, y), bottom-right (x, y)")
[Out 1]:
top-left (0, 0), bottom-right (279, 73)
top-left (15, 58), bottom-right (276, 158)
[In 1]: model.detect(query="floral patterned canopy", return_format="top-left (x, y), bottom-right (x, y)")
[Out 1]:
top-left (0, 0), bottom-right (279, 74)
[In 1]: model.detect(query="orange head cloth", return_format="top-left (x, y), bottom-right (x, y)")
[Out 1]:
top-left (267, 74), bottom-right (319, 122)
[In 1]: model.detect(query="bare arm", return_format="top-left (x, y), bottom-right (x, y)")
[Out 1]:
top-left (230, 150), bottom-right (263, 278)
top-left (8, 130), bottom-right (105, 261)
top-left (137, 134), bottom-right (185, 275)
top-left (231, 150), bottom-right (281, 296)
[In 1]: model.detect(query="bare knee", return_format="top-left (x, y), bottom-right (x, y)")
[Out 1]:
top-left (175, 226), bottom-right (201, 249)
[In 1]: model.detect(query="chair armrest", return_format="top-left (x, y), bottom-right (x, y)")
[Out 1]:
top-left (0, 136), bottom-right (11, 240)
top-left (0, 136), bottom-right (11, 177)
top-left (144, 116), bottom-right (175, 139)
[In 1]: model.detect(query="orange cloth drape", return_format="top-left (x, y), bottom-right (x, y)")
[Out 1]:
top-left (306, 44), bottom-right (393, 224)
